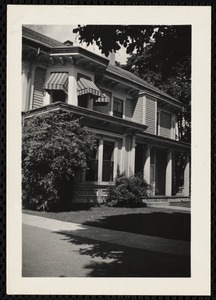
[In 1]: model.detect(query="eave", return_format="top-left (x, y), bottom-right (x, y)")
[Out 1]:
top-left (22, 102), bottom-right (190, 152)
top-left (106, 67), bottom-right (183, 110)
top-left (50, 46), bottom-right (109, 70)
top-left (23, 102), bottom-right (148, 134)
top-left (136, 132), bottom-right (190, 152)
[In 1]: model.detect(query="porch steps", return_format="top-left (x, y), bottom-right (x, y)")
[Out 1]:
top-left (142, 196), bottom-right (190, 208)
top-left (73, 184), bottom-right (109, 204)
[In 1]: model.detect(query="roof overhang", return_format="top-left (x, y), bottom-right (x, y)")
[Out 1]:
top-left (23, 102), bottom-right (148, 135)
top-left (22, 102), bottom-right (190, 153)
top-left (50, 46), bottom-right (109, 72)
top-left (140, 90), bottom-right (183, 112)
top-left (136, 132), bottom-right (190, 152)
top-left (106, 66), bottom-right (184, 110)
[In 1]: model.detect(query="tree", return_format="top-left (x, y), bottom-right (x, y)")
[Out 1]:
top-left (124, 27), bottom-right (191, 142)
top-left (22, 110), bottom-right (97, 211)
top-left (73, 25), bottom-right (191, 142)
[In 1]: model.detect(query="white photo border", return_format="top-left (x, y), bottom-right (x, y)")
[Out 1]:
top-left (7, 5), bottom-right (211, 296)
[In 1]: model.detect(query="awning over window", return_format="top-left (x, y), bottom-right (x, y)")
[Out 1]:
top-left (94, 92), bottom-right (110, 104)
top-left (44, 73), bottom-right (68, 94)
top-left (77, 77), bottom-right (101, 97)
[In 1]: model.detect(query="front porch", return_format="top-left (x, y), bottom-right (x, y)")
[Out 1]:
top-left (23, 102), bottom-right (191, 204)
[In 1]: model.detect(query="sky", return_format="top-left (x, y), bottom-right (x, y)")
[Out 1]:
top-left (25, 25), bottom-right (129, 64)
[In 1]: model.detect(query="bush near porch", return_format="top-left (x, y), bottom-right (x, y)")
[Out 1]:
top-left (22, 110), bottom-right (97, 211)
top-left (105, 171), bottom-right (152, 207)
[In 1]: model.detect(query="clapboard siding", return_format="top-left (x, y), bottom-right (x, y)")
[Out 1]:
top-left (160, 111), bottom-right (171, 138)
top-left (132, 97), bottom-right (143, 123)
top-left (146, 97), bottom-right (156, 134)
top-left (32, 68), bottom-right (46, 109)
top-left (125, 98), bottom-right (134, 120)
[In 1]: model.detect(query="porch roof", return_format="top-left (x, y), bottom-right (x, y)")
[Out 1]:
top-left (23, 102), bottom-right (190, 152)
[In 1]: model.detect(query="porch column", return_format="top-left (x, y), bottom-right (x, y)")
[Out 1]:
top-left (113, 140), bottom-right (118, 179)
top-left (120, 136), bottom-right (126, 173)
top-left (130, 136), bottom-right (136, 175)
top-left (22, 62), bottom-right (29, 111)
top-left (183, 154), bottom-right (190, 196)
top-left (68, 68), bottom-right (77, 106)
top-left (97, 138), bottom-right (104, 183)
top-left (143, 146), bottom-right (151, 184)
top-left (165, 150), bottom-right (172, 196)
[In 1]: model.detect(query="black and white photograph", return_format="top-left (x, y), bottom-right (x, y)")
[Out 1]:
top-left (7, 5), bottom-right (211, 296)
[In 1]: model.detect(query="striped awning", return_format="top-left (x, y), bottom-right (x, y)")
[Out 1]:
top-left (77, 77), bottom-right (101, 97)
top-left (94, 92), bottom-right (110, 104)
top-left (44, 73), bottom-right (68, 94)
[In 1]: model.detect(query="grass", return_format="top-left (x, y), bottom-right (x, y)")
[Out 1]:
top-left (23, 205), bottom-right (190, 241)
top-left (23, 205), bottom-right (186, 224)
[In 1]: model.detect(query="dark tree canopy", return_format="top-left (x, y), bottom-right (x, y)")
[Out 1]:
top-left (73, 25), bottom-right (191, 58)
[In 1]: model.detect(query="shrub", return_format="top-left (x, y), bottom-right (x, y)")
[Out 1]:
top-left (22, 110), bottom-right (97, 211)
top-left (105, 171), bottom-right (152, 207)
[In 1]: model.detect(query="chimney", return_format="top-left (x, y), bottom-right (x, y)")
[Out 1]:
top-left (108, 51), bottom-right (115, 65)
top-left (63, 40), bottom-right (73, 46)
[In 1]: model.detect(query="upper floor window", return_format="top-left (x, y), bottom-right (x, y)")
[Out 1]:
top-left (44, 72), bottom-right (68, 104)
top-left (157, 110), bottom-right (172, 138)
top-left (52, 90), bottom-right (67, 103)
top-left (77, 73), bottom-right (102, 110)
top-left (160, 111), bottom-right (171, 129)
top-left (113, 98), bottom-right (123, 118)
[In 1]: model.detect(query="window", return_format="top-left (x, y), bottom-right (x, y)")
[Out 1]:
top-left (78, 94), bottom-right (89, 108)
top-left (85, 141), bottom-right (99, 181)
top-left (158, 111), bottom-right (172, 138)
top-left (44, 72), bottom-right (68, 104)
top-left (52, 90), bottom-right (67, 103)
top-left (113, 98), bottom-right (123, 118)
top-left (77, 73), bottom-right (101, 110)
top-left (160, 111), bottom-right (171, 129)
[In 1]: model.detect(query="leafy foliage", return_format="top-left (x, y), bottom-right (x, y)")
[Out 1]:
top-left (124, 27), bottom-right (191, 142)
top-left (22, 110), bottom-right (97, 211)
top-left (105, 171), bottom-right (151, 207)
top-left (73, 25), bottom-right (158, 57)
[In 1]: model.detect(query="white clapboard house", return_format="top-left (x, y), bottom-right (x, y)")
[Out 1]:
top-left (22, 26), bottom-right (190, 204)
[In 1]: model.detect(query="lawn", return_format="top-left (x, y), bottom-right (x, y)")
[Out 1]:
top-left (23, 205), bottom-right (190, 241)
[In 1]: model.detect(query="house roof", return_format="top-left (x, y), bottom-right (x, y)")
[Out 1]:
top-left (107, 63), bottom-right (180, 104)
top-left (22, 26), bottom-right (65, 48)
top-left (22, 26), bottom-right (183, 106)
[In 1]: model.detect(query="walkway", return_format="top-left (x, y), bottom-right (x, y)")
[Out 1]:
top-left (23, 213), bottom-right (189, 256)
top-left (22, 213), bottom-right (190, 277)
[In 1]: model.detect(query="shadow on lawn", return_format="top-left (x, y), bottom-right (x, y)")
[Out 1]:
top-left (82, 211), bottom-right (190, 241)
top-left (56, 231), bottom-right (190, 277)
